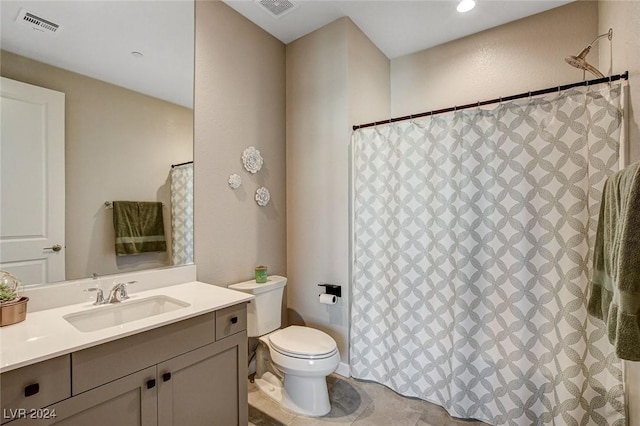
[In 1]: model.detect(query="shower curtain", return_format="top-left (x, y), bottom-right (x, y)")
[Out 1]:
top-left (351, 83), bottom-right (626, 425)
top-left (170, 163), bottom-right (193, 265)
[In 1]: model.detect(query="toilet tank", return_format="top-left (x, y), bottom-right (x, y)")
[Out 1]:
top-left (228, 275), bottom-right (287, 337)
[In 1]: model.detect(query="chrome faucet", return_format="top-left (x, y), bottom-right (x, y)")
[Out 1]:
top-left (107, 282), bottom-right (127, 303)
top-left (107, 281), bottom-right (137, 303)
top-left (85, 280), bottom-right (137, 305)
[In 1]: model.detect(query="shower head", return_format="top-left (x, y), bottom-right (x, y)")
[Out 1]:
top-left (565, 46), bottom-right (605, 78)
top-left (564, 28), bottom-right (612, 79)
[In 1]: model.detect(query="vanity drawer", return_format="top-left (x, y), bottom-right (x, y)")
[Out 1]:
top-left (0, 355), bottom-right (71, 423)
top-left (72, 313), bottom-right (215, 394)
top-left (215, 303), bottom-right (247, 340)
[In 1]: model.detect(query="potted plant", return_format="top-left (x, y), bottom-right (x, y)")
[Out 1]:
top-left (0, 270), bottom-right (28, 326)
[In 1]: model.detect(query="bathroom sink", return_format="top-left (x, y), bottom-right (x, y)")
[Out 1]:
top-left (63, 295), bottom-right (190, 332)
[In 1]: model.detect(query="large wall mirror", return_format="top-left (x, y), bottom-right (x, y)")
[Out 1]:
top-left (0, 1), bottom-right (194, 286)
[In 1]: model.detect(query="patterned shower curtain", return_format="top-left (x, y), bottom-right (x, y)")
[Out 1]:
top-left (170, 163), bottom-right (193, 265)
top-left (351, 83), bottom-right (626, 425)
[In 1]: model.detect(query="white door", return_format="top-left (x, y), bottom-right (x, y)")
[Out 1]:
top-left (0, 77), bottom-right (65, 285)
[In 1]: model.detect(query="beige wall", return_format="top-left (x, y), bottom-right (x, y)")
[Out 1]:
top-left (194, 0), bottom-right (286, 287)
top-left (390, 1), bottom-right (598, 117)
top-left (286, 18), bottom-right (390, 366)
top-left (1, 50), bottom-right (193, 281)
top-left (599, 1), bottom-right (640, 166)
top-left (598, 2), bottom-right (640, 423)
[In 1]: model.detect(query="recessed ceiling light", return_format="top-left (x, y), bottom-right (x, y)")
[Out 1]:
top-left (131, 51), bottom-right (144, 58)
top-left (457, 0), bottom-right (476, 13)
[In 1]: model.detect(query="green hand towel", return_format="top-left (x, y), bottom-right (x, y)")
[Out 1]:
top-left (113, 201), bottom-right (167, 256)
top-left (588, 161), bottom-right (640, 361)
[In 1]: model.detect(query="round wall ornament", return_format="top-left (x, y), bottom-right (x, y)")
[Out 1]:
top-left (242, 146), bottom-right (263, 174)
top-left (255, 187), bottom-right (270, 207)
top-left (228, 174), bottom-right (242, 189)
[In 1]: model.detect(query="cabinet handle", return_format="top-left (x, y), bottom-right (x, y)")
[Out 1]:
top-left (146, 379), bottom-right (156, 389)
top-left (230, 316), bottom-right (238, 324)
top-left (24, 383), bottom-right (40, 397)
top-left (162, 372), bottom-right (172, 382)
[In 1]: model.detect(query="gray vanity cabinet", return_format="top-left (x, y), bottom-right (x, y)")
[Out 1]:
top-left (1, 303), bottom-right (248, 426)
top-left (157, 331), bottom-right (246, 426)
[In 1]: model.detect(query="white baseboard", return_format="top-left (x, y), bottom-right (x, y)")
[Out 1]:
top-left (334, 362), bottom-right (350, 378)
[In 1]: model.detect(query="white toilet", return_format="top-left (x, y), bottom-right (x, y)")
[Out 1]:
top-left (229, 275), bottom-right (339, 417)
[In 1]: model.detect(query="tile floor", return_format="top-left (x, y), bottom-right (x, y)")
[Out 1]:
top-left (248, 375), bottom-right (490, 426)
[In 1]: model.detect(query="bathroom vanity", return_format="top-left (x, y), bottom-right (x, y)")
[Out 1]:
top-left (0, 277), bottom-right (252, 425)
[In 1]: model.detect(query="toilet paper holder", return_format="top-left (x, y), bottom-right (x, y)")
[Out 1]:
top-left (318, 283), bottom-right (341, 298)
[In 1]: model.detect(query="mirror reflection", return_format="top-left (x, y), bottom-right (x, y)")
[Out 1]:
top-left (0, 1), bottom-right (194, 286)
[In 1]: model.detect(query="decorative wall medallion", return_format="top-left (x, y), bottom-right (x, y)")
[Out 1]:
top-left (228, 173), bottom-right (242, 189)
top-left (242, 146), bottom-right (263, 174)
top-left (255, 187), bottom-right (270, 207)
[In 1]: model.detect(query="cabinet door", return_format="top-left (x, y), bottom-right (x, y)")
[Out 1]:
top-left (7, 367), bottom-right (157, 426)
top-left (157, 332), bottom-right (247, 426)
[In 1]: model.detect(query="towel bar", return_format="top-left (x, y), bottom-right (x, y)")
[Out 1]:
top-left (104, 201), bottom-right (165, 209)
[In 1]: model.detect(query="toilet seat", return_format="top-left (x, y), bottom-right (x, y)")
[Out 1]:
top-left (269, 326), bottom-right (337, 359)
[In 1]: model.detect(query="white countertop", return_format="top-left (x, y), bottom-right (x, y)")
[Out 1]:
top-left (0, 281), bottom-right (253, 373)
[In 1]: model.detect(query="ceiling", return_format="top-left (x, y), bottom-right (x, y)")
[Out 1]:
top-left (223, 0), bottom-right (573, 59)
top-left (1, 0), bottom-right (573, 108)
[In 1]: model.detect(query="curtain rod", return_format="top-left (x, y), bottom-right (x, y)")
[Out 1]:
top-left (352, 71), bottom-right (629, 131)
top-left (171, 161), bottom-right (193, 168)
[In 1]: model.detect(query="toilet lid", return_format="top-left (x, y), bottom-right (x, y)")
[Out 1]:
top-left (269, 326), bottom-right (337, 358)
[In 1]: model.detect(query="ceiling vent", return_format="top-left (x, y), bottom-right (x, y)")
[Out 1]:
top-left (254, 0), bottom-right (298, 18)
top-left (16, 8), bottom-right (61, 35)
